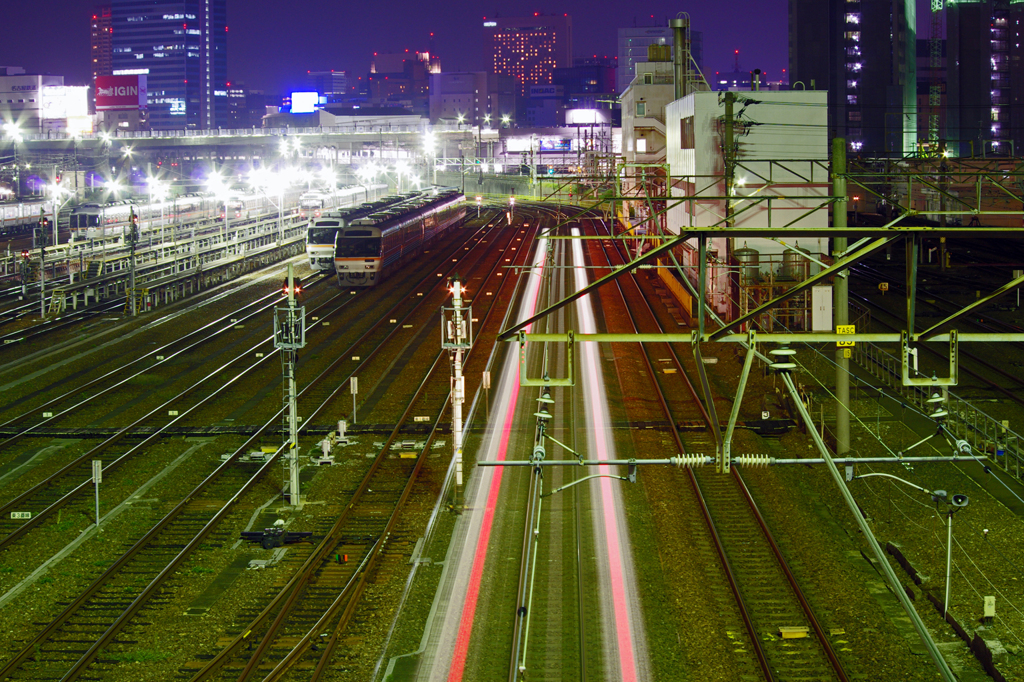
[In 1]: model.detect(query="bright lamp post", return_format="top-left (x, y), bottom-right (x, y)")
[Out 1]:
top-left (48, 182), bottom-right (76, 282)
top-left (423, 132), bottom-right (437, 187)
top-left (147, 178), bottom-right (169, 244)
top-left (249, 168), bottom-right (286, 245)
top-left (4, 123), bottom-right (23, 198)
top-left (207, 173), bottom-right (231, 252)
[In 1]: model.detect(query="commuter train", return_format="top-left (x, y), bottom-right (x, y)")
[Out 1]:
top-left (334, 189), bottom-right (466, 288)
top-left (299, 185), bottom-right (387, 219)
top-left (306, 193), bottom-right (411, 272)
top-left (68, 193), bottom-right (241, 240)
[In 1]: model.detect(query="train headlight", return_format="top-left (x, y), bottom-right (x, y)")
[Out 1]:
top-left (365, 264), bottom-right (374, 270)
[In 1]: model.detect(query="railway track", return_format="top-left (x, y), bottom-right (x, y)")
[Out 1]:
top-left (182, 209), bottom-right (535, 681)
top-left (587, 217), bottom-right (851, 682)
top-left (0, 211), bottom-right (511, 680)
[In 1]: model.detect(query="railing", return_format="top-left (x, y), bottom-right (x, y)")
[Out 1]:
top-left (850, 340), bottom-right (1024, 477)
top-left (15, 119), bottom-right (482, 143)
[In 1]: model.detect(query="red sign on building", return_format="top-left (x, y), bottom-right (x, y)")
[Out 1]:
top-left (95, 75), bottom-right (147, 111)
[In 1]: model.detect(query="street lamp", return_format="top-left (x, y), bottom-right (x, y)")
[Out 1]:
top-left (207, 173), bottom-right (232, 251)
top-left (249, 168), bottom-right (286, 245)
top-left (501, 114), bottom-right (511, 128)
top-left (852, 473), bottom-right (968, 619)
top-left (147, 177), bottom-right (169, 248)
top-left (4, 122), bottom-right (23, 198)
top-left (423, 132), bottom-right (437, 187)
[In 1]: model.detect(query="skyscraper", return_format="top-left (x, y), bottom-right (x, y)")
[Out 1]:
top-left (110, 0), bottom-right (227, 130)
top-left (946, 1), bottom-right (1024, 157)
top-left (789, 0), bottom-right (916, 154)
top-left (484, 14), bottom-right (572, 96)
top-left (91, 5), bottom-right (113, 83)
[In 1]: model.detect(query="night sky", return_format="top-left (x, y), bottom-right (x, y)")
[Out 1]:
top-left (1, 0), bottom-right (936, 95)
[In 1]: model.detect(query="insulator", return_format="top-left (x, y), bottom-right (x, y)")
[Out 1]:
top-left (734, 453), bottom-right (773, 467)
top-left (670, 454), bottom-right (707, 468)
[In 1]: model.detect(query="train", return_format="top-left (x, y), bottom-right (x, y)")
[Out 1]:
top-left (334, 189), bottom-right (466, 288)
top-left (68, 193), bottom-right (233, 240)
top-left (306, 192), bottom-right (422, 272)
top-left (68, 183), bottom-right (387, 241)
top-left (298, 185), bottom-right (386, 220)
top-left (1, 198), bottom-right (58, 239)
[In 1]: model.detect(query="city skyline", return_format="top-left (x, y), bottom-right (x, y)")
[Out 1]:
top-left (3, 1), bottom-right (793, 94)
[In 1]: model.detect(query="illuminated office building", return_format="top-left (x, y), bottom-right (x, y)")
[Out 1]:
top-left (91, 5), bottom-right (113, 83)
top-left (789, 0), bottom-right (916, 154)
top-left (110, 0), bottom-right (227, 130)
top-left (484, 14), bottom-right (572, 95)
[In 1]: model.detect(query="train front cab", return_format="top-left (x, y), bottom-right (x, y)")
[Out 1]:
top-left (334, 227), bottom-right (382, 287)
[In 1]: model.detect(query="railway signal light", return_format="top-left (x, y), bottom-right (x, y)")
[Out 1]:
top-left (281, 279), bottom-right (302, 297)
top-left (21, 249), bottom-right (29, 260)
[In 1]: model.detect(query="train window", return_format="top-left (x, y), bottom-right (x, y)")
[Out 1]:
top-left (344, 230), bottom-right (373, 236)
top-left (335, 237), bottom-right (381, 258)
top-left (308, 227), bottom-right (339, 244)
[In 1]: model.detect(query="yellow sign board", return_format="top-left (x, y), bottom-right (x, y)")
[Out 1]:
top-left (837, 324), bottom-right (855, 348)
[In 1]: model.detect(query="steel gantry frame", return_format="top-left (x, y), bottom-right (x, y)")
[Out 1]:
top-left (498, 146), bottom-right (1024, 485)
top-left (486, 141), bottom-right (1024, 682)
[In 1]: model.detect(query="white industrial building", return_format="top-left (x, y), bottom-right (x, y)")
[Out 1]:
top-left (665, 90), bottom-right (831, 323)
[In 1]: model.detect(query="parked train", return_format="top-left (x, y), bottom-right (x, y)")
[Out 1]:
top-left (298, 185), bottom-right (387, 220)
top-left (306, 192), bottom-right (420, 272)
top-left (68, 193), bottom-right (233, 240)
top-left (68, 183), bottom-right (386, 241)
top-left (1, 198), bottom-right (58, 239)
top-left (334, 189), bottom-right (466, 288)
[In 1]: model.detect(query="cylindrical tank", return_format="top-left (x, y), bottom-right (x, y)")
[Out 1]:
top-left (734, 245), bottom-right (760, 285)
top-left (781, 247), bottom-right (811, 281)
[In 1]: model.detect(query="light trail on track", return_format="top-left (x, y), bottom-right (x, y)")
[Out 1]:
top-left (571, 226), bottom-right (645, 682)
top-left (442, 234), bottom-right (550, 682)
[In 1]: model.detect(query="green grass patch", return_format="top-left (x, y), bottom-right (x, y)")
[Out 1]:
top-left (191, 566), bottom-right (215, 574)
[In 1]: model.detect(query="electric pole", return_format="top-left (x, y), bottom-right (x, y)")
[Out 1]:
top-left (274, 265), bottom-right (306, 507)
top-left (442, 274), bottom-right (472, 508)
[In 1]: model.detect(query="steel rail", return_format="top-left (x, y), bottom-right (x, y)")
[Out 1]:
top-left (183, 209), bottom-right (511, 681)
top-left (268, 208), bottom-right (536, 682)
top-left (595, 218), bottom-right (850, 682)
top-left (60, 210), bottom-right (492, 682)
top-left (0, 212), bottom-right (489, 681)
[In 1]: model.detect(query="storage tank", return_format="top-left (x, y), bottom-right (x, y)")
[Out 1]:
top-left (734, 244), bottom-right (760, 285)
top-left (780, 245), bottom-right (811, 281)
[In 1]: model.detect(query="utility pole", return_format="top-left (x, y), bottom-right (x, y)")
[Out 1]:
top-left (128, 207), bottom-right (139, 316)
top-left (37, 210), bottom-right (48, 318)
top-left (274, 265), bottom-right (306, 507)
top-left (832, 138), bottom-right (850, 460)
top-left (442, 274), bottom-right (472, 508)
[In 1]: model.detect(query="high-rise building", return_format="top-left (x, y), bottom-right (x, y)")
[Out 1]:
top-left (110, 0), bottom-right (227, 130)
top-left (428, 72), bottom-right (515, 125)
top-left (789, 0), bottom-right (916, 155)
top-left (946, 1), bottom-right (1024, 157)
top-left (484, 14), bottom-right (572, 96)
top-left (91, 5), bottom-right (113, 83)
top-left (617, 25), bottom-right (703, 97)
top-left (305, 71), bottom-right (348, 103)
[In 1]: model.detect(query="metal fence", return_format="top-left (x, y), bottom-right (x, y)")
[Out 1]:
top-left (851, 336), bottom-right (1024, 478)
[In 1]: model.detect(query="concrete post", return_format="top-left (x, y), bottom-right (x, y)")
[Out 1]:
top-left (833, 138), bottom-right (850, 458)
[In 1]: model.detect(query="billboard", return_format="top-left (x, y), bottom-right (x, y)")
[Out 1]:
top-left (529, 85), bottom-right (563, 99)
top-left (96, 75), bottom-right (147, 111)
top-left (291, 91), bottom-right (319, 114)
top-left (41, 86), bottom-right (89, 120)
